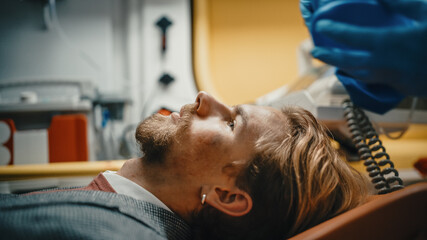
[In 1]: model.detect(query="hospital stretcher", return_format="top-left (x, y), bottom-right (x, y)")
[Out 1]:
top-left (291, 182), bottom-right (427, 239)
top-left (0, 160), bottom-right (125, 193)
top-left (0, 160), bottom-right (125, 181)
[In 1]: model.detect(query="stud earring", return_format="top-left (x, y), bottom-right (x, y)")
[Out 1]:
top-left (201, 194), bottom-right (207, 205)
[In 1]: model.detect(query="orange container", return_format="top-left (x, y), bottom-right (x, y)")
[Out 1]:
top-left (48, 114), bottom-right (88, 162)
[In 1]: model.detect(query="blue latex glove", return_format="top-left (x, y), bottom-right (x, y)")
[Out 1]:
top-left (335, 70), bottom-right (405, 114)
top-left (300, 0), bottom-right (335, 29)
top-left (311, 0), bottom-right (427, 97)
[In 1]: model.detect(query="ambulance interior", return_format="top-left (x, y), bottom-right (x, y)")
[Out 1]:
top-left (0, 0), bottom-right (426, 239)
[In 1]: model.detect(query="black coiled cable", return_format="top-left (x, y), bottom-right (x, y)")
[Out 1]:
top-left (342, 99), bottom-right (404, 194)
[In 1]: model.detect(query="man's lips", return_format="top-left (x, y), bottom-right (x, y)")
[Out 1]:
top-left (171, 112), bottom-right (180, 122)
top-left (170, 106), bottom-right (185, 123)
top-left (171, 106), bottom-right (185, 122)
top-left (171, 102), bottom-right (199, 123)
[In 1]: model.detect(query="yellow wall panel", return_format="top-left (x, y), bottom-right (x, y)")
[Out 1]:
top-left (193, 0), bottom-right (309, 105)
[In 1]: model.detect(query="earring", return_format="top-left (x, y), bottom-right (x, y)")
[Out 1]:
top-left (201, 194), bottom-right (207, 205)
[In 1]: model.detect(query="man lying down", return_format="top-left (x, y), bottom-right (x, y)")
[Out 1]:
top-left (0, 91), bottom-right (369, 240)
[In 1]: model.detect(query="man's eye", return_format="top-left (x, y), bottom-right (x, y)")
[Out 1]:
top-left (228, 120), bottom-right (236, 130)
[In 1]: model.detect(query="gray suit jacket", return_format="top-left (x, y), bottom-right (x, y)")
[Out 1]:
top-left (0, 190), bottom-right (192, 240)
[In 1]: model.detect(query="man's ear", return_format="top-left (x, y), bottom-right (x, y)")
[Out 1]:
top-left (205, 186), bottom-right (253, 217)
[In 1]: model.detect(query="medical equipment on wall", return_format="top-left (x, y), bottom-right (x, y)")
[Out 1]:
top-left (0, 79), bottom-right (94, 165)
top-left (156, 16), bottom-right (173, 56)
top-left (92, 93), bottom-right (132, 160)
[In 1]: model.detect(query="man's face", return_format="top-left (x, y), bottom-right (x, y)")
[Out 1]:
top-left (136, 91), bottom-right (285, 186)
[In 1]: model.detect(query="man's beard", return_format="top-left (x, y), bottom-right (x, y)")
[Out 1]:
top-left (135, 103), bottom-right (197, 163)
top-left (135, 113), bottom-right (175, 163)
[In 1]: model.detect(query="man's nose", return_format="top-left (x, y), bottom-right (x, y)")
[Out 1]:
top-left (196, 91), bottom-right (229, 117)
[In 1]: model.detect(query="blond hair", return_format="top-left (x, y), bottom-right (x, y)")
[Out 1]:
top-left (192, 106), bottom-right (369, 240)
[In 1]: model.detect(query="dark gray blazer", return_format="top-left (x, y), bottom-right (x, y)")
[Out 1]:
top-left (0, 190), bottom-right (192, 240)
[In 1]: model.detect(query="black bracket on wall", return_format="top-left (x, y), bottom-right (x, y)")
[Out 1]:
top-left (156, 16), bottom-right (173, 56)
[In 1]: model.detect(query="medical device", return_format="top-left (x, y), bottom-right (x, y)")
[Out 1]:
top-left (0, 79), bottom-right (94, 165)
top-left (257, 49), bottom-right (427, 194)
top-left (342, 99), bottom-right (404, 194)
top-left (0, 79), bottom-right (94, 128)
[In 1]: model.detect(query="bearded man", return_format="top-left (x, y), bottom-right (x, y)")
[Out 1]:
top-left (0, 91), bottom-right (369, 240)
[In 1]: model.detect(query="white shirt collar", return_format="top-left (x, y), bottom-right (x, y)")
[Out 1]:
top-left (102, 170), bottom-right (172, 212)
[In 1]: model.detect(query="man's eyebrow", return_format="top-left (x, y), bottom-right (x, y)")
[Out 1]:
top-left (235, 105), bottom-right (248, 130)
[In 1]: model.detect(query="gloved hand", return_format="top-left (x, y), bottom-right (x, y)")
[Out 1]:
top-left (300, 0), bottom-right (334, 29)
top-left (311, 0), bottom-right (427, 97)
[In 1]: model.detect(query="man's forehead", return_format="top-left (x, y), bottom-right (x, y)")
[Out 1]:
top-left (239, 104), bottom-right (281, 120)
top-left (237, 105), bottom-right (284, 133)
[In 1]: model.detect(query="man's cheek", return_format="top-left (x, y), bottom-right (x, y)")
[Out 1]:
top-left (194, 132), bottom-right (221, 147)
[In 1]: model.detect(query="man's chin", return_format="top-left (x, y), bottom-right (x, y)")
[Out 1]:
top-left (135, 113), bottom-right (175, 163)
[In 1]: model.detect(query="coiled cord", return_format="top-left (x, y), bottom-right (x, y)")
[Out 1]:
top-left (342, 99), bottom-right (404, 194)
